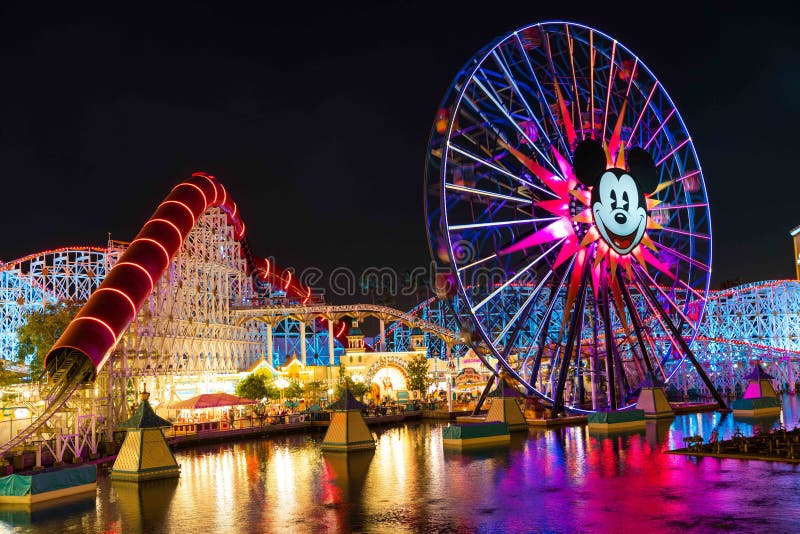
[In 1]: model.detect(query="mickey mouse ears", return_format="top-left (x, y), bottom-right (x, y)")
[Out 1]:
top-left (572, 139), bottom-right (658, 193)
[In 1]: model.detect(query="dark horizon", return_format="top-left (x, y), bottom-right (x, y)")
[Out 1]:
top-left (0, 1), bottom-right (797, 297)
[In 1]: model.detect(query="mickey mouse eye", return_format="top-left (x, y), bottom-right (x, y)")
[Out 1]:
top-left (622, 191), bottom-right (629, 210)
top-left (610, 190), bottom-right (618, 209)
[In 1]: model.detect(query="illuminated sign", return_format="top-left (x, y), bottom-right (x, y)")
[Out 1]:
top-left (791, 225), bottom-right (800, 280)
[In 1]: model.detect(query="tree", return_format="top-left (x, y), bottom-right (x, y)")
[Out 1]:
top-left (305, 380), bottom-right (325, 403)
top-left (236, 374), bottom-right (269, 400)
top-left (406, 354), bottom-right (431, 399)
top-left (16, 299), bottom-right (83, 381)
top-left (0, 360), bottom-right (23, 389)
top-left (286, 379), bottom-right (304, 399)
top-left (350, 381), bottom-right (369, 400)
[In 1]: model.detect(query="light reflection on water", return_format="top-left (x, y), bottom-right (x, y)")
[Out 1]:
top-left (2, 396), bottom-right (799, 533)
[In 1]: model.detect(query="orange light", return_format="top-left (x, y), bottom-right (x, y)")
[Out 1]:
top-left (336, 322), bottom-right (346, 337)
top-left (131, 238), bottom-right (170, 270)
top-left (159, 200), bottom-right (196, 226)
top-left (113, 262), bottom-right (154, 293)
top-left (95, 287), bottom-right (137, 320)
top-left (146, 218), bottom-right (183, 242)
top-left (238, 222), bottom-right (246, 239)
top-left (72, 316), bottom-right (117, 344)
top-left (284, 271), bottom-right (292, 290)
top-left (220, 184), bottom-right (228, 207)
top-left (231, 202), bottom-right (238, 219)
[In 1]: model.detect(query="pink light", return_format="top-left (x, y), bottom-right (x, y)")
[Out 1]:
top-left (499, 218), bottom-right (571, 255)
top-left (629, 82), bottom-right (659, 141)
top-left (643, 109), bottom-right (676, 150)
top-left (655, 137), bottom-right (691, 166)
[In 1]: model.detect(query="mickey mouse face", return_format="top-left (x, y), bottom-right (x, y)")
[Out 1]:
top-left (591, 170), bottom-right (646, 255)
top-left (573, 140), bottom-right (658, 256)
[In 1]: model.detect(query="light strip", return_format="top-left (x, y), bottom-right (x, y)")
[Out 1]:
top-left (457, 252), bottom-right (497, 273)
top-left (195, 174), bottom-right (218, 204)
top-left (445, 183), bottom-right (530, 204)
top-left (449, 217), bottom-right (556, 231)
top-left (492, 269), bottom-right (554, 344)
top-left (132, 238), bottom-right (170, 270)
top-left (470, 76), bottom-right (562, 177)
top-left (655, 137), bottom-right (691, 166)
top-left (146, 218), bottom-right (183, 242)
top-left (471, 238), bottom-right (565, 313)
top-left (447, 144), bottom-right (559, 199)
top-left (628, 82), bottom-right (659, 141)
top-left (73, 316), bottom-right (117, 344)
top-left (113, 262), bottom-right (154, 293)
top-left (657, 225), bottom-right (710, 240)
top-left (178, 182), bottom-right (208, 209)
top-left (643, 109), bottom-right (676, 150)
top-left (652, 202), bottom-right (708, 211)
top-left (160, 200), bottom-right (196, 226)
top-left (601, 40), bottom-right (617, 136)
top-left (95, 287), bottom-right (137, 320)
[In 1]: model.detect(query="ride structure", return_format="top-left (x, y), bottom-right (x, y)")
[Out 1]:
top-left (0, 173), bottom-right (326, 456)
top-left (425, 21), bottom-right (723, 414)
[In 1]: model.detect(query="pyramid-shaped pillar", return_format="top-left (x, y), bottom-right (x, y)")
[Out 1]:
top-left (485, 375), bottom-right (528, 431)
top-left (111, 390), bottom-right (180, 482)
top-left (733, 363), bottom-right (781, 416)
top-left (636, 372), bottom-right (674, 418)
top-left (322, 388), bottom-right (375, 452)
top-left (743, 363), bottom-right (778, 399)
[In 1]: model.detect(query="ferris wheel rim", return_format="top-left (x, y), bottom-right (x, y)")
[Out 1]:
top-left (428, 20), bottom-right (714, 412)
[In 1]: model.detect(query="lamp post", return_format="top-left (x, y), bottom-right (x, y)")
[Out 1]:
top-left (446, 357), bottom-right (456, 413)
top-left (275, 378), bottom-right (289, 402)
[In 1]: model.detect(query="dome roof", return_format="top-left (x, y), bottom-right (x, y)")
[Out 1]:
top-left (411, 326), bottom-right (424, 336)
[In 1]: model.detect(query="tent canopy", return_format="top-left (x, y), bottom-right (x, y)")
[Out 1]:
top-left (171, 392), bottom-right (257, 410)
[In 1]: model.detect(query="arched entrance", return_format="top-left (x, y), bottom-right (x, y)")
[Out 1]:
top-left (365, 356), bottom-right (410, 401)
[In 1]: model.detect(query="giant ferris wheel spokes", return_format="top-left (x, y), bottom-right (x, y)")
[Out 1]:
top-left (425, 21), bottom-right (725, 414)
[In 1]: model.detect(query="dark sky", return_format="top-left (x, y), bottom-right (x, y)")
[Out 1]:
top-left (0, 1), bottom-right (797, 297)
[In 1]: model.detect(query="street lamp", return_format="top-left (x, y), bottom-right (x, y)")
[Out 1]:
top-left (275, 378), bottom-right (289, 401)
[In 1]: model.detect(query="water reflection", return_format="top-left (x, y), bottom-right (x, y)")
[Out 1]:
top-left (1, 397), bottom-right (799, 533)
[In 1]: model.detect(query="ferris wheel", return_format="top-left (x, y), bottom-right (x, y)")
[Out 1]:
top-left (425, 21), bottom-right (726, 414)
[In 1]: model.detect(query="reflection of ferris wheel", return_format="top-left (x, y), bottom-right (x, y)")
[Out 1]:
top-left (425, 21), bottom-right (726, 414)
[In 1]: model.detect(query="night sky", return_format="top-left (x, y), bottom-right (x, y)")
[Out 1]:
top-left (0, 1), bottom-right (797, 299)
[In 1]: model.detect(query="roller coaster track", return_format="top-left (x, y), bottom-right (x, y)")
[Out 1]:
top-left (234, 303), bottom-right (461, 344)
top-left (0, 355), bottom-right (94, 455)
top-left (0, 173), bottom-right (279, 456)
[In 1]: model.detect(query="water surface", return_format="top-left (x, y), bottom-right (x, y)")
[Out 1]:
top-left (2, 396), bottom-right (799, 533)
